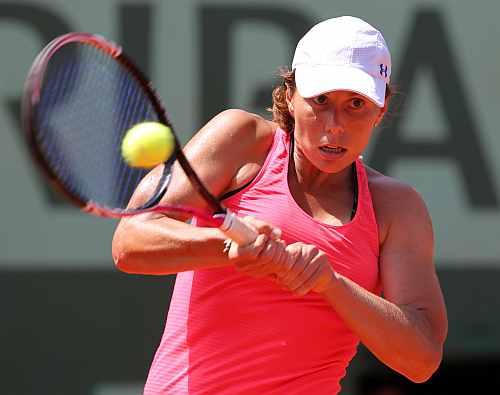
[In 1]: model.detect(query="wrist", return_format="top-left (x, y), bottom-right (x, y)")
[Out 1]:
top-left (318, 269), bottom-right (341, 297)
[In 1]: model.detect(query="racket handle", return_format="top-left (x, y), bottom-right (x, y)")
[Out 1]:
top-left (220, 211), bottom-right (258, 246)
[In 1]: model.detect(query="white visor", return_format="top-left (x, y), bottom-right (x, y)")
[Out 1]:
top-left (291, 16), bottom-right (391, 108)
top-left (294, 64), bottom-right (387, 107)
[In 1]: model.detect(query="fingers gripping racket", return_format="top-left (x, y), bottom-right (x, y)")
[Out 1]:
top-left (22, 32), bottom-right (257, 245)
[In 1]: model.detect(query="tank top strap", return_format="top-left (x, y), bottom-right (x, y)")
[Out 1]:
top-left (265, 127), bottom-right (290, 176)
top-left (354, 157), bottom-right (380, 254)
top-left (231, 127), bottom-right (290, 193)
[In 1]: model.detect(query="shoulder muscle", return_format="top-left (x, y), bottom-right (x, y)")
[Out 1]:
top-left (366, 168), bottom-right (432, 247)
top-left (182, 109), bottom-right (276, 197)
top-left (131, 110), bottom-right (276, 214)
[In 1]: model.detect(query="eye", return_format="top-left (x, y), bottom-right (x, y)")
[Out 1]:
top-left (350, 97), bottom-right (365, 109)
top-left (312, 94), bottom-right (328, 105)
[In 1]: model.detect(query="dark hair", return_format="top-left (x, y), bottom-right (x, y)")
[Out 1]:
top-left (268, 68), bottom-right (393, 133)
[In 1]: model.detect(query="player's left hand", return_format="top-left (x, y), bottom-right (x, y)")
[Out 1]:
top-left (272, 242), bottom-right (335, 295)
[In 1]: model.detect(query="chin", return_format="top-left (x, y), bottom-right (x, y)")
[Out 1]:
top-left (316, 155), bottom-right (357, 173)
top-left (317, 162), bottom-right (353, 174)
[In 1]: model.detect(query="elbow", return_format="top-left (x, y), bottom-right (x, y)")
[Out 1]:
top-left (113, 244), bottom-right (149, 275)
top-left (404, 344), bottom-right (444, 383)
top-left (111, 223), bottom-right (173, 275)
top-left (402, 314), bottom-right (448, 383)
top-left (112, 227), bottom-right (142, 274)
top-left (112, 246), bottom-right (134, 274)
top-left (406, 367), bottom-right (438, 384)
top-left (112, 239), bottom-right (133, 273)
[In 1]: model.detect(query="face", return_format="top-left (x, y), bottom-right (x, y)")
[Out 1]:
top-left (286, 88), bottom-right (387, 174)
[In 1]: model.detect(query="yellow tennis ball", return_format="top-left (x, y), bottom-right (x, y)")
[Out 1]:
top-left (121, 122), bottom-right (175, 168)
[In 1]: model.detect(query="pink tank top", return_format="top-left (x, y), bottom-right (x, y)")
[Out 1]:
top-left (144, 128), bottom-right (380, 394)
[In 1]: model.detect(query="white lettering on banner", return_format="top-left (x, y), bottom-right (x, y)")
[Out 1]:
top-left (0, 0), bottom-right (498, 267)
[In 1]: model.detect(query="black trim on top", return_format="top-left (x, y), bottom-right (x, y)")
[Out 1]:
top-left (351, 163), bottom-right (358, 220)
top-left (218, 133), bottom-right (359, 220)
top-left (290, 134), bottom-right (358, 220)
top-left (219, 178), bottom-right (254, 201)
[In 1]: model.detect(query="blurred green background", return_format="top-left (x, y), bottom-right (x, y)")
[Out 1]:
top-left (1, 1), bottom-right (499, 394)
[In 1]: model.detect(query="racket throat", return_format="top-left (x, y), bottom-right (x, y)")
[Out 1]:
top-left (176, 153), bottom-right (224, 213)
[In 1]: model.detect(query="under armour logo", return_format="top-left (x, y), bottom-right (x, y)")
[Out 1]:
top-left (379, 64), bottom-right (388, 78)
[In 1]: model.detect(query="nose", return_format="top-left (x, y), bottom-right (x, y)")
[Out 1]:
top-left (322, 108), bottom-right (343, 134)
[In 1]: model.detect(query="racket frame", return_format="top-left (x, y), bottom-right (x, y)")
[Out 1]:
top-left (22, 32), bottom-right (225, 217)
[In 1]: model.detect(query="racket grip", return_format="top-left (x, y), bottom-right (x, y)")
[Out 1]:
top-left (219, 211), bottom-right (258, 246)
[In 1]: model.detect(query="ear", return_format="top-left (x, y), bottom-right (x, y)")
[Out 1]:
top-left (374, 102), bottom-right (388, 128)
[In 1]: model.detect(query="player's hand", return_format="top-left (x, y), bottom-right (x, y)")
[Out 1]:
top-left (227, 216), bottom-right (287, 279)
top-left (273, 242), bottom-right (335, 295)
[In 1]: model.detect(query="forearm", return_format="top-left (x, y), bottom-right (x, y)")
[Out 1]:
top-left (321, 273), bottom-right (443, 382)
top-left (112, 216), bottom-right (230, 275)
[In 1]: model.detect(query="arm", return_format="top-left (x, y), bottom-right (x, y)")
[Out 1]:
top-left (320, 183), bottom-right (448, 382)
top-left (111, 109), bottom-right (277, 275)
top-left (257, 178), bottom-right (447, 382)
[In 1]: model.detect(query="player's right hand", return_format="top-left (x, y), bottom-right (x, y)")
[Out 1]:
top-left (227, 216), bottom-right (288, 279)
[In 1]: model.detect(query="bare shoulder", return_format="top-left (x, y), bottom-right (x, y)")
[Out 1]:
top-left (166, 109), bottom-right (278, 204)
top-left (185, 109), bottom-right (278, 194)
top-left (364, 165), bottom-right (432, 244)
top-left (186, 109), bottom-right (276, 157)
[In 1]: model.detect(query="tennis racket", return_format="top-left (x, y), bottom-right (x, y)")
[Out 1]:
top-left (22, 32), bottom-right (257, 245)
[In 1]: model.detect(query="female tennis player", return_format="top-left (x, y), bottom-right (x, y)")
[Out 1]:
top-left (112, 16), bottom-right (448, 394)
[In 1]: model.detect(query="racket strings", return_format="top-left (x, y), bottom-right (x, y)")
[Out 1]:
top-left (37, 55), bottom-right (82, 192)
top-left (33, 42), bottom-right (163, 210)
top-left (112, 67), bottom-right (146, 205)
top-left (114, 71), bottom-right (157, 206)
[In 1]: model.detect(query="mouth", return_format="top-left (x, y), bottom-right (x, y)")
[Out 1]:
top-left (319, 145), bottom-right (347, 157)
